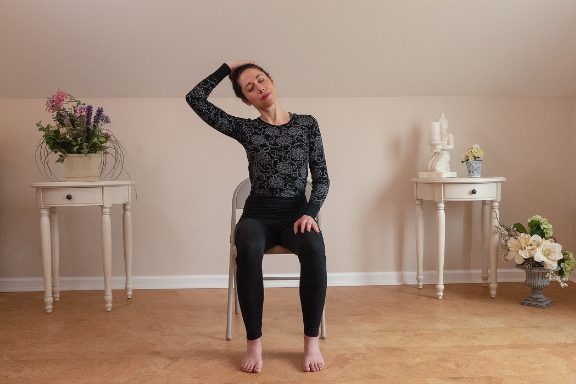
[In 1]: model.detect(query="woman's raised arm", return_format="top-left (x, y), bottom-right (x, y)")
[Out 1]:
top-left (185, 63), bottom-right (247, 141)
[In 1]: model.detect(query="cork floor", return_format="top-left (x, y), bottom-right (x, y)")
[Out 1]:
top-left (1, 283), bottom-right (576, 384)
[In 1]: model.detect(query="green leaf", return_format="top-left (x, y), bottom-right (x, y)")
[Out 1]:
top-left (80, 149), bottom-right (88, 155)
top-left (530, 227), bottom-right (544, 238)
top-left (513, 223), bottom-right (528, 234)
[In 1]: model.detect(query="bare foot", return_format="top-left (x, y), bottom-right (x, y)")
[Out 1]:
top-left (303, 335), bottom-right (324, 372)
top-left (241, 337), bottom-right (262, 373)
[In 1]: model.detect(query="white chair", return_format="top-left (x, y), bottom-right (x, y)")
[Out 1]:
top-left (226, 178), bottom-right (326, 340)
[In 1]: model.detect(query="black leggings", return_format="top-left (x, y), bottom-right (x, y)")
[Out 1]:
top-left (234, 195), bottom-right (327, 340)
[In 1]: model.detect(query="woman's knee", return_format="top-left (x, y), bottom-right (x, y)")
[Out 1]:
top-left (235, 220), bottom-right (267, 266)
top-left (294, 232), bottom-right (326, 263)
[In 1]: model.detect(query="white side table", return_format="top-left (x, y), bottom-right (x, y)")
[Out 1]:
top-left (30, 181), bottom-right (133, 313)
top-left (411, 177), bottom-right (506, 299)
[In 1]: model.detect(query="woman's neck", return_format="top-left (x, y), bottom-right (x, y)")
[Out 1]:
top-left (258, 103), bottom-right (290, 126)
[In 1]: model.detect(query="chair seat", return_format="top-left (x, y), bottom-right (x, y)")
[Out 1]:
top-left (264, 245), bottom-right (292, 255)
top-left (231, 244), bottom-right (293, 255)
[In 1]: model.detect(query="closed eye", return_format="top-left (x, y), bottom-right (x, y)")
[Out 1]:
top-left (245, 75), bottom-right (264, 92)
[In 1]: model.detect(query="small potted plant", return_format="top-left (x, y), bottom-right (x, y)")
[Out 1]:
top-left (461, 144), bottom-right (484, 177)
top-left (36, 89), bottom-right (125, 181)
top-left (495, 215), bottom-right (575, 308)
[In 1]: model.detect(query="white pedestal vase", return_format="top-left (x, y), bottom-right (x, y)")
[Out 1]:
top-left (63, 154), bottom-right (102, 182)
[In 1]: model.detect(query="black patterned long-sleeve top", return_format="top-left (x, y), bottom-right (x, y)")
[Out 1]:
top-left (186, 63), bottom-right (329, 218)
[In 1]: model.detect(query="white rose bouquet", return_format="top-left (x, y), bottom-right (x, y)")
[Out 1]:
top-left (461, 144), bottom-right (484, 163)
top-left (495, 215), bottom-right (575, 287)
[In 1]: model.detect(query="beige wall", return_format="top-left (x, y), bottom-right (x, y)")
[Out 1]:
top-left (1, 95), bottom-right (574, 289)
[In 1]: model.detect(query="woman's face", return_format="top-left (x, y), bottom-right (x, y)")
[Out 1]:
top-left (238, 68), bottom-right (276, 109)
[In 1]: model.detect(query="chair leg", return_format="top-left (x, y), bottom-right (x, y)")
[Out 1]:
top-left (234, 263), bottom-right (240, 314)
top-left (320, 307), bottom-right (326, 339)
top-left (226, 251), bottom-right (235, 341)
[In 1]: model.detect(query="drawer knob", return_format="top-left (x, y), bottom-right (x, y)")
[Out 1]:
top-left (471, 189), bottom-right (477, 194)
top-left (66, 194), bottom-right (72, 200)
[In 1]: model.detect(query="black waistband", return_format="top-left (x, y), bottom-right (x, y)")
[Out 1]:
top-left (242, 194), bottom-right (307, 220)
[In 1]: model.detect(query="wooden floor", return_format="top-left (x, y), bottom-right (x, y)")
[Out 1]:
top-left (2, 283), bottom-right (576, 384)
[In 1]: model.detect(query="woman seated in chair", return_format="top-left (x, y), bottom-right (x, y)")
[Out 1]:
top-left (186, 60), bottom-right (330, 373)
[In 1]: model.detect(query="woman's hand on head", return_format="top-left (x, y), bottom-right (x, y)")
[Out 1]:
top-left (227, 60), bottom-right (259, 73)
top-left (294, 215), bottom-right (320, 234)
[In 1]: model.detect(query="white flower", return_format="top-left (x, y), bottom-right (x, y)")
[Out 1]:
top-left (463, 144), bottom-right (485, 161)
top-left (529, 234), bottom-right (543, 251)
top-left (506, 233), bottom-right (534, 264)
top-left (533, 239), bottom-right (563, 270)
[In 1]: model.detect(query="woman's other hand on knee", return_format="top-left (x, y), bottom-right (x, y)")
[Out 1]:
top-left (293, 215), bottom-right (319, 234)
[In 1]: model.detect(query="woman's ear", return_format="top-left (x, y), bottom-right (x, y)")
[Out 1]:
top-left (242, 98), bottom-right (252, 106)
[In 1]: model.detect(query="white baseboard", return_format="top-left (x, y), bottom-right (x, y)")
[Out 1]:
top-left (0, 269), bottom-right (526, 292)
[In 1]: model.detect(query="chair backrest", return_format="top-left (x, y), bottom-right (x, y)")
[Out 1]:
top-left (230, 178), bottom-right (320, 243)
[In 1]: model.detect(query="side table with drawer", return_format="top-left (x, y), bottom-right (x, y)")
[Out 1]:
top-left (411, 177), bottom-right (506, 299)
top-left (30, 181), bottom-right (133, 313)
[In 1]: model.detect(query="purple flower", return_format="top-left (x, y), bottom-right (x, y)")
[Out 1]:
top-left (93, 107), bottom-right (104, 127)
top-left (85, 105), bottom-right (93, 127)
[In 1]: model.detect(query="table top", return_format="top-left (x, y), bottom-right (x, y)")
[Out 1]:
top-left (30, 181), bottom-right (133, 188)
top-left (411, 177), bottom-right (506, 184)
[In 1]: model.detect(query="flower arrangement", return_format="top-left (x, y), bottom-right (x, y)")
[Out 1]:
top-left (36, 89), bottom-right (125, 180)
top-left (461, 144), bottom-right (484, 163)
top-left (495, 215), bottom-right (575, 287)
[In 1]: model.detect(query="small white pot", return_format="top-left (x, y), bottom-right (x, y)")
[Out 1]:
top-left (465, 160), bottom-right (482, 177)
top-left (63, 153), bottom-right (102, 181)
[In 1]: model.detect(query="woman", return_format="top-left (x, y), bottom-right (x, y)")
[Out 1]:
top-left (186, 60), bottom-right (330, 373)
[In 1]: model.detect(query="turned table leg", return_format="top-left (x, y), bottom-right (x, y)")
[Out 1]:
top-left (415, 199), bottom-right (424, 288)
top-left (40, 208), bottom-right (53, 313)
top-left (101, 206), bottom-right (113, 311)
top-left (490, 201), bottom-right (500, 298)
top-left (49, 207), bottom-right (60, 302)
top-left (123, 203), bottom-right (133, 299)
top-left (481, 201), bottom-right (490, 287)
top-left (436, 202), bottom-right (445, 299)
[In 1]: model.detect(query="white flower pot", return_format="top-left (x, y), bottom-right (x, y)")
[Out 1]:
top-left (465, 160), bottom-right (482, 177)
top-left (63, 154), bottom-right (102, 182)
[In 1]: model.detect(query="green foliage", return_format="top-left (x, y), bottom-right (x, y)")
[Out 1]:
top-left (527, 215), bottom-right (553, 238)
top-left (37, 118), bottom-right (109, 163)
top-left (559, 251), bottom-right (575, 278)
top-left (513, 223), bottom-right (527, 234)
top-left (529, 226), bottom-right (543, 238)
